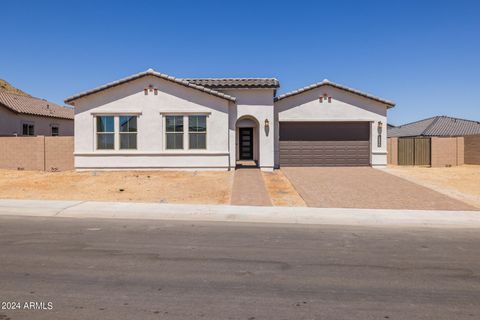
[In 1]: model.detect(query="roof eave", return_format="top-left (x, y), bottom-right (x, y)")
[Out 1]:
top-left (274, 82), bottom-right (395, 108)
top-left (65, 70), bottom-right (237, 104)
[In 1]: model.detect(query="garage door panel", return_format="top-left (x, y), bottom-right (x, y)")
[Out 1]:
top-left (279, 122), bottom-right (370, 167)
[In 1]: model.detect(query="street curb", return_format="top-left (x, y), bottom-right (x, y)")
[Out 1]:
top-left (0, 199), bottom-right (479, 228)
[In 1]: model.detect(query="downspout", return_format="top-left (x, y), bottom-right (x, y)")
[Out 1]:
top-left (227, 101), bottom-right (231, 171)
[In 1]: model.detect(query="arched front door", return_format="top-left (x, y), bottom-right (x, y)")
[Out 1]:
top-left (236, 116), bottom-right (259, 165)
top-left (239, 127), bottom-right (253, 160)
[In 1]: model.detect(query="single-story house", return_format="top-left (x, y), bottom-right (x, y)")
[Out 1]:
top-left (0, 88), bottom-right (74, 136)
top-left (387, 116), bottom-right (480, 166)
top-left (65, 68), bottom-right (395, 171)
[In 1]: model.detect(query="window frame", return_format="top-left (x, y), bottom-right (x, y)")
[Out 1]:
top-left (188, 115), bottom-right (207, 150)
top-left (164, 115), bottom-right (185, 150)
top-left (119, 115), bottom-right (138, 150)
top-left (94, 114), bottom-right (140, 151)
top-left (51, 125), bottom-right (59, 136)
top-left (22, 122), bottom-right (35, 136)
top-left (95, 115), bottom-right (115, 150)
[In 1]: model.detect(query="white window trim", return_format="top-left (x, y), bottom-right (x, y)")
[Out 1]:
top-left (119, 115), bottom-right (138, 150)
top-left (163, 114), bottom-right (185, 151)
top-left (162, 113), bottom-right (210, 152)
top-left (94, 114), bottom-right (139, 151)
top-left (187, 115), bottom-right (208, 150)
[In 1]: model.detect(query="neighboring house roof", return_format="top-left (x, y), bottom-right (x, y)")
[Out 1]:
top-left (65, 69), bottom-right (236, 104)
top-left (183, 78), bottom-right (280, 89)
top-left (388, 116), bottom-right (480, 137)
top-left (0, 89), bottom-right (74, 120)
top-left (274, 79), bottom-right (395, 108)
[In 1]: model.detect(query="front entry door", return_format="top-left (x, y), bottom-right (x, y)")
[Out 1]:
top-left (239, 128), bottom-right (253, 160)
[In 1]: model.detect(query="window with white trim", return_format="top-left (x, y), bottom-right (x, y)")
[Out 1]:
top-left (188, 115), bottom-right (206, 149)
top-left (119, 116), bottom-right (137, 149)
top-left (165, 116), bottom-right (184, 150)
top-left (96, 116), bottom-right (114, 150)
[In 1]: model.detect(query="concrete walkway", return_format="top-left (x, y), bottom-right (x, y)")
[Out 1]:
top-left (1, 199), bottom-right (480, 228)
top-left (231, 168), bottom-right (272, 206)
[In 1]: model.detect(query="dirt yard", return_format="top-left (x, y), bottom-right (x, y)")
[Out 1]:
top-left (0, 169), bottom-right (234, 204)
top-left (262, 170), bottom-right (306, 207)
top-left (384, 165), bottom-right (480, 209)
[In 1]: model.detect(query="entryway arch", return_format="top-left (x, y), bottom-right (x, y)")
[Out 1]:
top-left (235, 115), bottom-right (260, 167)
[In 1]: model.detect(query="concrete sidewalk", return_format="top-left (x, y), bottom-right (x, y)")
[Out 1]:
top-left (0, 199), bottom-right (480, 228)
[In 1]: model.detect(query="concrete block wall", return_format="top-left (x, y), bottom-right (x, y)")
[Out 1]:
top-left (430, 137), bottom-right (464, 167)
top-left (45, 137), bottom-right (74, 171)
top-left (0, 136), bottom-right (74, 171)
top-left (464, 135), bottom-right (480, 164)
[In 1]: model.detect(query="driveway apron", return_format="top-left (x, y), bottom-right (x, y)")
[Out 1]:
top-left (231, 168), bottom-right (272, 206)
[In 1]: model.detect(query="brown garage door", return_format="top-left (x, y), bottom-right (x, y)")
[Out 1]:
top-left (279, 122), bottom-right (370, 167)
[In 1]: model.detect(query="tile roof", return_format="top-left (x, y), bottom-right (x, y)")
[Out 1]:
top-left (0, 89), bottom-right (74, 120)
top-left (274, 79), bottom-right (395, 108)
top-left (388, 116), bottom-right (480, 137)
top-left (183, 78), bottom-right (280, 89)
top-left (65, 69), bottom-right (236, 104)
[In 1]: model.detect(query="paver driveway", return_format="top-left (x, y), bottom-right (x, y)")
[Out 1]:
top-left (282, 167), bottom-right (477, 211)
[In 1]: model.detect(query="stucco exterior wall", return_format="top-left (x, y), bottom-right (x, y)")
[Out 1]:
top-left (222, 89), bottom-right (275, 171)
top-left (431, 137), bottom-right (464, 167)
top-left (274, 86), bottom-right (389, 167)
top-left (0, 105), bottom-right (73, 136)
top-left (72, 76), bottom-right (231, 170)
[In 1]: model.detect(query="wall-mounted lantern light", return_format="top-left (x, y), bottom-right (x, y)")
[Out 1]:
top-left (377, 121), bottom-right (383, 148)
top-left (265, 118), bottom-right (270, 129)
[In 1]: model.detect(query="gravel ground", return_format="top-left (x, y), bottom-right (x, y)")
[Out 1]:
top-left (0, 169), bottom-right (233, 205)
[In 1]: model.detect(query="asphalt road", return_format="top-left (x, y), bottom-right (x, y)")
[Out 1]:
top-left (0, 216), bottom-right (479, 320)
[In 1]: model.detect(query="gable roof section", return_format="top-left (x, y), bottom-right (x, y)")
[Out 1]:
top-left (388, 116), bottom-right (480, 137)
top-left (274, 79), bottom-right (395, 108)
top-left (183, 78), bottom-right (279, 89)
top-left (0, 89), bottom-right (74, 120)
top-left (65, 69), bottom-right (236, 104)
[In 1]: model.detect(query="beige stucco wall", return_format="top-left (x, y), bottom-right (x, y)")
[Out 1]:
top-left (274, 85), bottom-right (390, 167)
top-left (431, 137), bottom-right (464, 167)
top-left (0, 105), bottom-right (73, 136)
top-left (0, 136), bottom-right (74, 171)
top-left (72, 76), bottom-right (231, 170)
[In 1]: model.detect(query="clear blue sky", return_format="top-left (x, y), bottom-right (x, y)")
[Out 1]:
top-left (2, 0), bottom-right (479, 125)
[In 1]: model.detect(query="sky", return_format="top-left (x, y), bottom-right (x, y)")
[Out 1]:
top-left (1, 0), bottom-right (479, 125)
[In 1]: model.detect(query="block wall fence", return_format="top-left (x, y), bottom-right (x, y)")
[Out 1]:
top-left (0, 136), bottom-right (74, 171)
